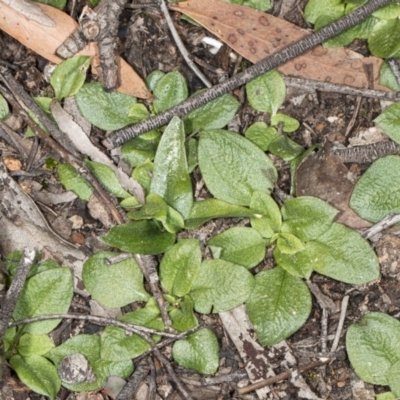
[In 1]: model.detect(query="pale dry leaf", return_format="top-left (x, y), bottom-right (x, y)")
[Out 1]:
top-left (0, 1), bottom-right (152, 99)
top-left (170, 0), bottom-right (389, 91)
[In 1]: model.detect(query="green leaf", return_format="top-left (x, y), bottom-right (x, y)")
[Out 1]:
top-left (281, 197), bottom-right (339, 241)
top-left (172, 328), bottom-right (219, 374)
top-left (100, 220), bottom-right (176, 255)
top-left (18, 334), bottom-right (54, 357)
top-left (121, 130), bottom-right (161, 168)
top-left (246, 267), bottom-right (311, 346)
top-left (36, 0), bottom-right (66, 9)
top-left (373, 3), bottom-right (400, 19)
top-left (276, 232), bottom-right (304, 255)
top-left (76, 83), bottom-right (137, 130)
top-left (246, 70), bottom-right (286, 115)
top-left (119, 196), bottom-right (140, 209)
top-left (198, 129), bottom-right (277, 206)
top-left (169, 295), bottom-right (198, 332)
top-left (273, 243), bottom-right (314, 278)
top-left (388, 360), bottom-right (400, 397)
top-left (250, 190), bottom-right (282, 238)
top-left (271, 114), bottom-right (300, 133)
top-left (346, 312), bottom-right (400, 385)
top-left (374, 104), bottom-right (400, 145)
top-left (150, 117), bottom-right (193, 218)
top-left (268, 135), bottom-right (304, 161)
top-left (146, 70), bottom-right (165, 92)
top-left (82, 251), bottom-right (150, 308)
top-left (153, 71), bottom-right (188, 114)
top-left (183, 93), bottom-right (239, 134)
top-left (160, 239), bottom-right (201, 296)
top-left (186, 137), bottom-right (198, 173)
top-left (58, 163), bottom-right (93, 201)
top-left (13, 267), bottom-right (73, 334)
top-left (189, 259), bottom-right (254, 313)
top-left (304, 0), bottom-right (344, 24)
top-left (50, 56), bottom-right (90, 101)
top-left (185, 199), bottom-right (255, 229)
top-left (85, 160), bottom-right (131, 199)
top-left (368, 18), bottom-right (400, 58)
top-left (208, 227), bottom-right (267, 269)
top-left (350, 156), bottom-right (400, 222)
top-left (375, 393), bottom-right (397, 400)
top-left (245, 123), bottom-right (277, 151)
top-left (88, 0), bottom-right (100, 6)
top-left (128, 103), bottom-right (149, 122)
top-left (10, 355), bottom-right (60, 399)
top-left (380, 62), bottom-right (400, 91)
top-left (0, 93), bottom-right (9, 121)
top-left (132, 160), bottom-right (153, 193)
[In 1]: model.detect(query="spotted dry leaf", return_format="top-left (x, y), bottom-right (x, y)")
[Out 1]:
top-left (170, 0), bottom-right (389, 91)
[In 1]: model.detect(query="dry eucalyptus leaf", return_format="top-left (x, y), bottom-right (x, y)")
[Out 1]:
top-left (295, 145), bottom-right (371, 229)
top-left (0, 1), bottom-right (151, 99)
top-left (170, 0), bottom-right (388, 91)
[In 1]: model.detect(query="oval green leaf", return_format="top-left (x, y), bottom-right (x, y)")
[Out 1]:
top-left (83, 251), bottom-right (149, 308)
top-left (245, 122), bottom-right (277, 151)
top-left (198, 129), bottom-right (277, 206)
top-left (368, 18), bottom-right (400, 58)
top-left (18, 334), bottom-right (54, 357)
top-left (189, 259), bottom-right (254, 313)
top-left (58, 163), bottom-right (93, 201)
top-left (246, 267), bottom-right (311, 346)
top-left (374, 104), bottom-right (400, 145)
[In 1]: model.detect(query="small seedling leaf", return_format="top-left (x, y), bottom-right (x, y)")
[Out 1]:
top-left (374, 104), bottom-right (400, 145)
top-left (268, 135), bottom-right (304, 161)
top-left (245, 122), bottom-right (277, 151)
top-left (150, 117), bottom-right (193, 218)
top-left (276, 232), bottom-right (305, 255)
top-left (208, 227), bottom-right (267, 269)
top-left (100, 220), bottom-right (176, 255)
top-left (368, 18), bottom-right (400, 58)
top-left (153, 71), bottom-right (188, 113)
top-left (50, 56), bottom-right (90, 101)
top-left (271, 113), bottom-right (300, 132)
top-left (0, 94), bottom-right (9, 121)
top-left (159, 239), bottom-right (201, 297)
top-left (58, 163), bottom-right (93, 201)
top-left (18, 334), bottom-right (54, 357)
top-left (10, 355), bottom-right (60, 400)
top-left (246, 267), bottom-right (311, 346)
top-left (380, 61), bottom-right (400, 91)
top-left (189, 259), bottom-right (254, 313)
top-left (350, 156), bottom-right (400, 222)
top-left (132, 160), bottom-right (153, 193)
top-left (169, 295), bottom-right (198, 332)
top-left (172, 328), bottom-right (219, 374)
top-left (347, 312), bottom-right (400, 385)
top-left (246, 70), bottom-right (286, 115)
top-left (198, 129), bottom-right (277, 206)
top-left (82, 251), bottom-right (150, 308)
top-left (76, 83), bottom-right (137, 130)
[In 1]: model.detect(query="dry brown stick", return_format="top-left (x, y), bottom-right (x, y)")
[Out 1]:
top-left (116, 358), bottom-right (150, 400)
top-left (103, 0), bottom-right (392, 149)
top-left (237, 359), bottom-right (331, 395)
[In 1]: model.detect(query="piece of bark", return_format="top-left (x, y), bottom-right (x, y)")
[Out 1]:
top-left (0, 1), bottom-right (152, 99)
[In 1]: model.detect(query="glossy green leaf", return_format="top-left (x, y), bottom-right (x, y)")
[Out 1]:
top-left (100, 220), bottom-right (176, 255)
top-left (271, 114), bottom-right (300, 133)
top-left (82, 251), bottom-right (149, 308)
top-left (85, 160), bottom-right (130, 199)
top-left (150, 117), bottom-right (193, 218)
top-left (76, 83), bottom-right (137, 130)
top-left (245, 122), bottom-right (277, 151)
top-left (185, 199), bottom-right (255, 229)
top-left (132, 160), bottom-right (153, 193)
top-left (160, 239), bottom-right (201, 296)
top-left (347, 312), bottom-right (400, 385)
top-left (183, 93), bottom-right (239, 133)
top-left (388, 360), bottom-right (400, 397)
top-left (268, 135), bottom-right (304, 161)
top-left (246, 267), bottom-right (311, 346)
top-left (350, 156), bottom-right (400, 222)
top-left (18, 334), bottom-right (54, 357)
top-left (250, 190), bottom-right (282, 238)
top-left (146, 70), bottom-right (165, 92)
top-left (374, 104), bottom-right (400, 145)
top-left (189, 259), bottom-right (254, 313)
top-left (0, 94), bottom-right (9, 121)
top-left (208, 227), bottom-right (267, 269)
top-left (281, 197), bottom-right (339, 241)
top-left (58, 163), bottom-right (93, 201)
top-left (246, 70), bottom-right (286, 115)
top-left (169, 295), bottom-right (198, 332)
top-left (304, 0), bottom-right (344, 24)
top-left (380, 62), bottom-right (400, 91)
top-left (153, 71), bottom-right (188, 113)
top-left (13, 267), bottom-right (73, 334)
top-left (369, 18), bottom-right (400, 58)
top-left (276, 232), bottom-right (304, 255)
top-left (198, 129), bottom-right (277, 206)
top-left (10, 355), bottom-right (60, 399)
top-left (173, 328), bottom-right (219, 374)
top-left (121, 130), bottom-right (161, 168)
top-left (50, 56), bottom-right (90, 101)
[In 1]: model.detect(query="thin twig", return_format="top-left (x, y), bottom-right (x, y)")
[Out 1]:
top-left (330, 295), bottom-right (349, 353)
top-left (344, 96), bottom-right (362, 137)
top-left (362, 213), bottom-right (400, 239)
top-left (159, 0), bottom-right (211, 88)
top-left (103, 0), bottom-right (392, 149)
top-left (116, 358), bottom-right (150, 400)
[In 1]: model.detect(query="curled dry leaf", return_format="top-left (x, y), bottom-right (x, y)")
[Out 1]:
top-left (170, 0), bottom-right (389, 91)
top-left (0, 1), bottom-right (152, 99)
